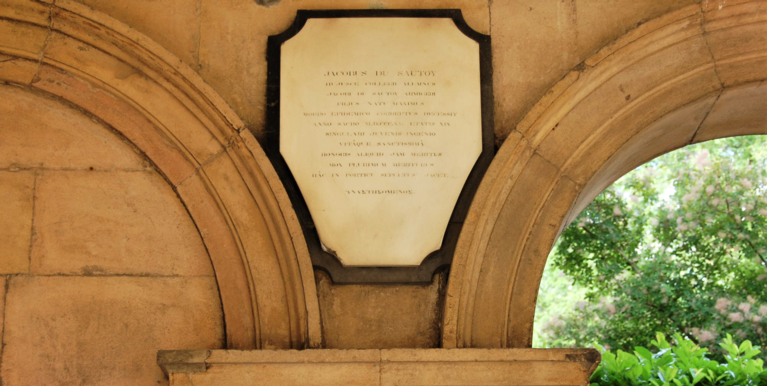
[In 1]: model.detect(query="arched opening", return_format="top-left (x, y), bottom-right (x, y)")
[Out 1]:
top-left (443, 0), bottom-right (767, 349)
top-left (534, 134), bottom-right (767, 352)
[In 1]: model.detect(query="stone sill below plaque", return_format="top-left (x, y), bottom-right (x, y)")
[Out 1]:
top-left (158, 348), bottom-right (600, 386)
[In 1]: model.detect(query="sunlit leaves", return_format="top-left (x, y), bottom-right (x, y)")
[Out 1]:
top-left (590, 333), bottom-right (767, 386)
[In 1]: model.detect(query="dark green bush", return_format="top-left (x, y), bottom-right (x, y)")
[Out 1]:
top-left (590, 333), bottom-right (767, 385)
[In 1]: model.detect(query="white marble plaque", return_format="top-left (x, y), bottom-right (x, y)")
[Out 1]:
top-left (280, 17), bottom-right (481, 266)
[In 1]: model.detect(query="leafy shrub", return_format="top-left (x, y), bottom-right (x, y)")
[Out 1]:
top-left (535, 136), bottom-right (767, 354)
top-left (590, 333), bottom-right (767, 385)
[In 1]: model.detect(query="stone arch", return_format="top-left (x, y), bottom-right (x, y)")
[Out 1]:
top-left (0, 0), bottom-right (320, 349)
top-left (444, 0), bottom-right (767, 349)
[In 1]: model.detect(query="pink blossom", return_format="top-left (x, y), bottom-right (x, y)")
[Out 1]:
top-left (613, 206), bottom-right (623, 216)
top-left (606, 303), bottom-right (617, 316)
top-left (758, 275), bottom-right (767, 282)
top-left (742, 178), bottom-right (753, 190)
top-left (715, 298), bottom-right (732, 313)
top-left (712, 198), bottom-right (721, 206)
top-left (748, 296), bottom-right (756, 304)
top-left (696, 150), bottom-right (711, 168)
top-left (738, 302), bottom-right (752, 314)
top-left (760, 305), bottom-right (767, 316)
top-left (706, 185), bottom-right (715, 195)
top-left (650, 218), bottom-right (659, 227)
top-left (544, 315), bottom-right (565, 330)
top-left (683, 193), bottom-right (699, 203)
top-left (760, 209), bottom-right (767, 216)
top-left (728, 312), bottom-right (745, 323)
top-left (699, 330), bottom-right (715, 342)
top-left (752, 315), bottom-right (762, 323)
top-left (718, 231), bottom-right (727, 238)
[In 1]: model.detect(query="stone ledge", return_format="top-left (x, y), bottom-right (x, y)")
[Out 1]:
top-left (158, 348), bottom-right (600, 386)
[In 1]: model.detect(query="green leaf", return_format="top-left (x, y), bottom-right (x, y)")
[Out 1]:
top-left (667, 367), bottom-right (679, 380)
top-left (636, 346), bottom-right (654, 361)
top-left (691, 369), bottom-right (707, 385)
top-left (656, 354), bottom-right (674, 368)
top-left (739, 340), bottom-right (753, 354)
top-left (628, 363), bottom-right (643, 380)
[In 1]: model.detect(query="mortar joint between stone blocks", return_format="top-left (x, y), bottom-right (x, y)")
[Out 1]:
top-left (690, 89), bottom-right (724, 144)
top-left (31, 1), bottom-right (55, 86)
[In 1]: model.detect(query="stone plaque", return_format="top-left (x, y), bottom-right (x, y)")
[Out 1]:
top-left (278, 16), bottom-right (482, 267)
top-left (266, 10), bottom-right (493, 278)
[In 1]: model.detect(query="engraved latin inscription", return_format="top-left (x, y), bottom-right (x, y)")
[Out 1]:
top-left (281, 18), bottom-right (482, 266)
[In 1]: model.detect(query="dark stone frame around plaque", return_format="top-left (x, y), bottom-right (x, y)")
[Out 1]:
top-left (263, 9), bottom-right (494, 284)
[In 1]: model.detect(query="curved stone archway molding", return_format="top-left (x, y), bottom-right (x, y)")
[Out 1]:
top-left (0, 0), bottom-right (321, 349)
top-left (444, 0), bottom-right (767, 349)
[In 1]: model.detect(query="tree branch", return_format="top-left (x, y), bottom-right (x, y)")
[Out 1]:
top-left (722, 198), bottom-right (767, 266)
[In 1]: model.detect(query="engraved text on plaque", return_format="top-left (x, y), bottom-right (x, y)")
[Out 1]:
top-left (280, 17), bottom-right (482, 266)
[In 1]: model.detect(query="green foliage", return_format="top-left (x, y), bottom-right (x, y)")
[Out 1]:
top-left (535, 136), bottom-right (767, 358)
top-left (591, 333), bottom-right (767, 386)
top-left (533, 257), bottom-right (587, 347)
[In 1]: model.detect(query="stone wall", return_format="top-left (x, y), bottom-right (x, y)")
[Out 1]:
top-left (0, 0), bottom-right (765, 384)
top-left (0, 84), bottom-right (224, 384)
top-left (72, 0), bottom-right (699, 144)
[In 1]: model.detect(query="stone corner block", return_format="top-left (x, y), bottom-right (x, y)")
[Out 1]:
top-left (157, 350), bottom-right (211, 375)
